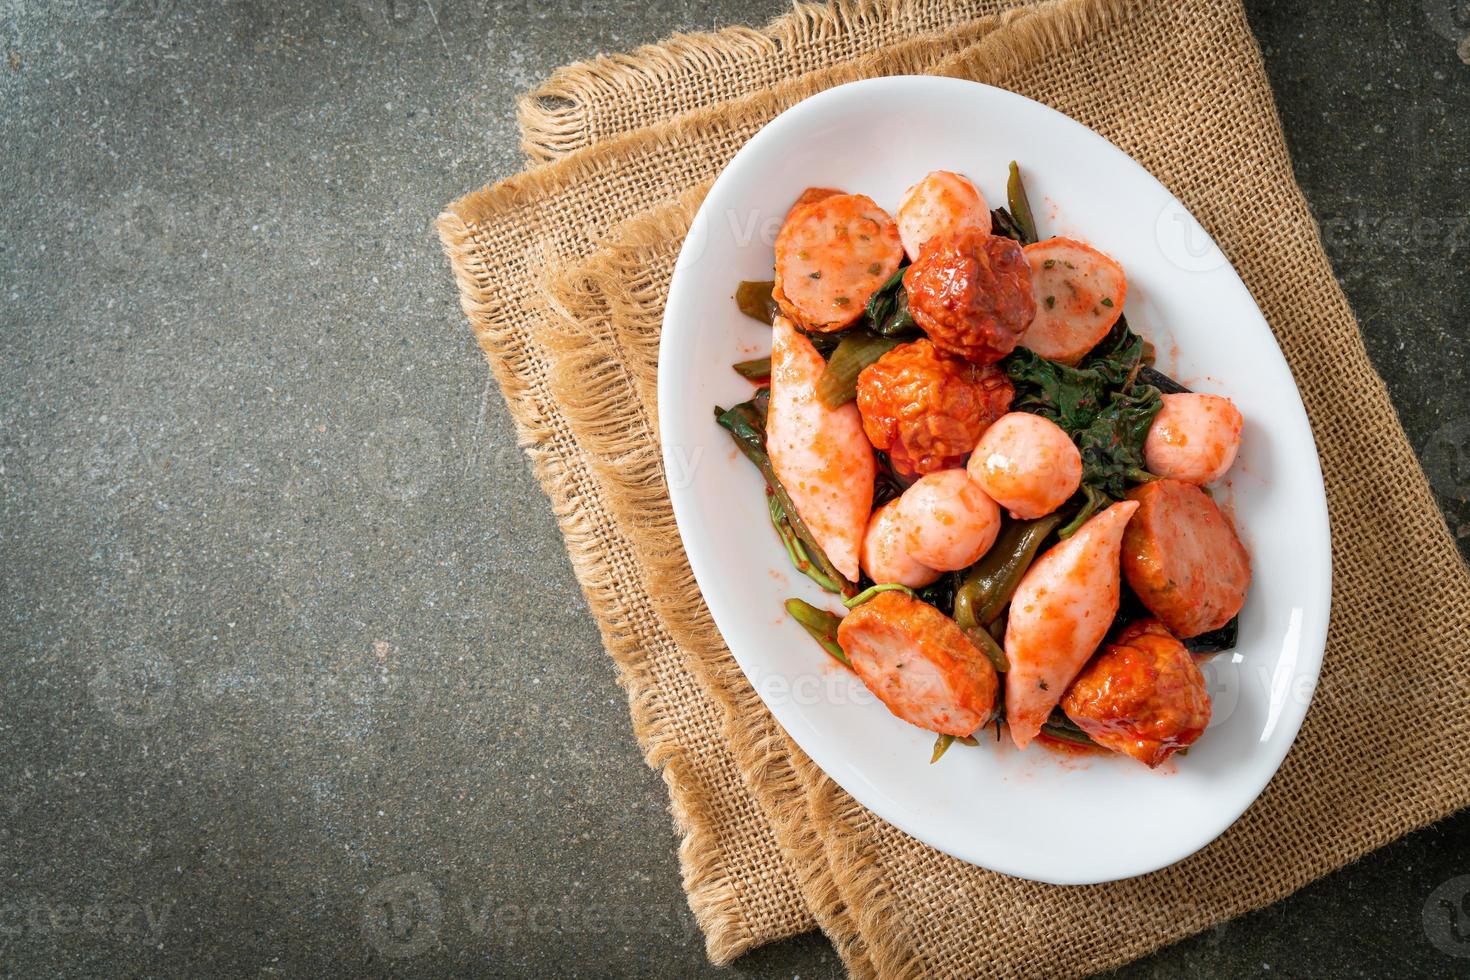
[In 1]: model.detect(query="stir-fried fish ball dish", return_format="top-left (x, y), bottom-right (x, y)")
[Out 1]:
top-left (716, 164), bottom-right (1249, 767)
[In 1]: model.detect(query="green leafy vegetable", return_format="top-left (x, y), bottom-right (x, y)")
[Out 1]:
top-left (915, 573), bottom-right (956, 619)
top-left (989, 206), bottom-right (1029, 244)
top-left (1073, 384), bottom-right (1163, 499)
top-left (1039, 709), bottom-right (1096, 747)
top-left (862, 264), bottom-right (919, 337)
top-left (1003, 317), bottom-right (1162, 502)
top-left (1138, 365), bottom-right (1191, 395)
top-left (1183, 616), bottom-right (1239, 654)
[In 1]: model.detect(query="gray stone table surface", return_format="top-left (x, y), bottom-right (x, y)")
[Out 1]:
top-left (2, 1), bottom-right (1467, 977)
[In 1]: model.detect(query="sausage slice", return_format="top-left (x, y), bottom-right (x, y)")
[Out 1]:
top-left (773, 192), bottom-right (904, 332)
top-left (1122, 480), bottom-right (1250, 638)
top-left (1019, 238), bottom-right (1127, 364)
top-left (837, 591), bottom-right (998, 736)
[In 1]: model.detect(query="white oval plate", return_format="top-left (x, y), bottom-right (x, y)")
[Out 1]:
top-left (659, 77), bottom-right (1331, 884)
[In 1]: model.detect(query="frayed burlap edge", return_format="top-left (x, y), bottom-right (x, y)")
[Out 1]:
top-left (447, 0), bottom-right (1137, 258)
top-left (515, 0), bottom-right (1035, 165)
top-left (435, 214), bottom-right (829, 957)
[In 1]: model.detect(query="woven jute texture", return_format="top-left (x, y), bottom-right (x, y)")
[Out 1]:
top-left (440, 1), bottom-right (1470, 976)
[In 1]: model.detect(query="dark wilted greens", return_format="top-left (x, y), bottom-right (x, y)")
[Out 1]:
top-left (989, 206), bottom-right (1030, 244)
top-left (1039, 709), bottom-right (1096, 747)
top-left (915, 573), bottom-right (956, 619)
top-left (1073, 385), bottom-right (1163, 499)
top-left (1183, 616), bottom-right (1240, 655)
top-left (1003, 318), bottom-right (1162, 503)
top-left (1138, 365), bottom-right (1191, 395)
top-left (862, 264), bottom-right (919, 337)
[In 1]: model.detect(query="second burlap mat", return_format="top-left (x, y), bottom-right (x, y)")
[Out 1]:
top-left (440, 1), bottom-right (1470, 975)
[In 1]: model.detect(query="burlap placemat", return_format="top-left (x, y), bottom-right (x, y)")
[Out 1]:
top-left (441, 1), bottom-right (1470, 975)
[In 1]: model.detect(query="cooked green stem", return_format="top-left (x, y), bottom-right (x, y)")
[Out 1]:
top-left (733, 356), bottom-right (771, 383)
top-left (1137, 364), bottom-right (1190, 395)
top-left (843, 582), bottom-right (917, 609)
top-left (1040, 709), bottom-right (1096, 746)
top-left (1007, 161), bottom-right (1038, 245)
top-left (785, 598), bottom-right (851, 667)
top-left (1038, 722), bottom-right (1095, 746)
top-left (964, 625), bottom-right (1010, 674)
top-left (736, 280), bottom-right (779, 324)
top-left (954, 512), bottom-right (1064, 632)
top-left (1057, 486), bottom-right (1108, 539)
top-left (768, 494), bottom-right (843, 593)
top-left (816, 332), bottom-right (903, 408)
top-left (931, 733), bottom-right (955, 764)
top-left (715, 402), bottom-right (853, 593)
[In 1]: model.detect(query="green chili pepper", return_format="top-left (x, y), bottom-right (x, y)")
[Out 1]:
top-left (735, 280), bottom-right (778, 324)
top-left (954, 512), bottom-right (1064, 632)
top-left (1007, 161), bottom-right (1038, 245)
top-left (784, 598), bottom-right (850, 667)
top-left (931, 733), bottom-right (955, 764)
top-left (816, 331), bottom-right (903, 408)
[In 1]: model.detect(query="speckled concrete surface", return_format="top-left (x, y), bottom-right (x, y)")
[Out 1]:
top-left (1, 2), bottom-right (1466, 977)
